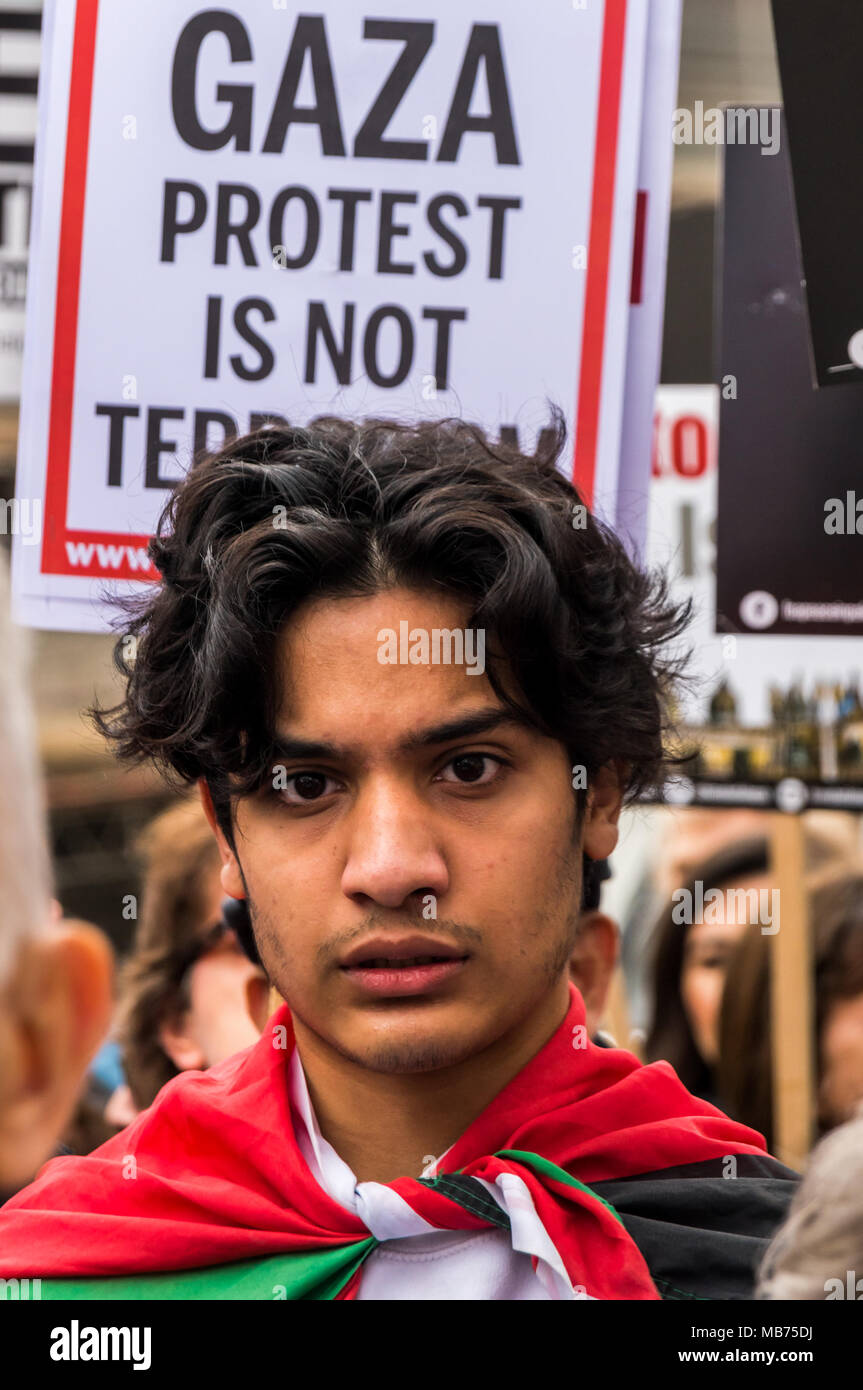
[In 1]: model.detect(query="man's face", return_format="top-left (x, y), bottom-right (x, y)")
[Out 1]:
top-left (213, 586), bottom-right (619, 1074)
top-left (679, 872), bottom-right (764, 1067)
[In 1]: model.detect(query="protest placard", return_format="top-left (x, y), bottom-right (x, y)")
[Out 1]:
top-left (12, 0), bottom-right (667, 630)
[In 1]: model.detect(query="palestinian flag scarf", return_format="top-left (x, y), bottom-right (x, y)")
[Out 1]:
top-left (0, 985), bottom-right (794, 1300)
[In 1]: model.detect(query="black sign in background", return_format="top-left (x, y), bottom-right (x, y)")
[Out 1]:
top-left (771, 0), bottom-right (863, 387)
top-left (716, 112), bottom-right (863, 638)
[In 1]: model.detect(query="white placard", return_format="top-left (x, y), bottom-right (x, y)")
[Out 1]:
top-left (14, 0), bottom-right (657, 630)
top-left (615, 0), bottom-right (682, 554)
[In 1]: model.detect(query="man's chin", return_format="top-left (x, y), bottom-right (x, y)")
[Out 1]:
top-left (332, 1015), bottom-right (488, 1075)
top-left (357, 1042), bottom-right (473, 1075)
top-left (286, 988), bottom-right (509, 1074)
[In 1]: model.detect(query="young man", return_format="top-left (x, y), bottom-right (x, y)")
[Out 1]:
top-left (0, 414), bottom-right (796, 1299)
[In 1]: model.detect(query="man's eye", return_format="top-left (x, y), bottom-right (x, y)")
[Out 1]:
top-left (437, 754), bottom-right (502, 785)
top-left (280, 772), bottom-right (339, 804)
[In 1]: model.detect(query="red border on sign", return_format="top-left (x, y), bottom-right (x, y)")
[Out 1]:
top-left (572, 0), bottom-right (629, 502)
top-left (41, 0), bottom-right (628, 579)
top-left (40, 0), bottom-right (155, 581)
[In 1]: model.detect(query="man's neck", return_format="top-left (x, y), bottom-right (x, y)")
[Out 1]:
top-left (292, 982), bottom-right (572, 1184)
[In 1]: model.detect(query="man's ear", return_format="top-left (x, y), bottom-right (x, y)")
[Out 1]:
top-left (582, 763), bottom-right (623, 862)
top-left (198, 778), bottom-right (245, 900)
top-left (0, 921), bottom-right (113, 1190)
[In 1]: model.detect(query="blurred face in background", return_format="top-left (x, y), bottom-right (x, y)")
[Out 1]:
top-left (680, 872), bottom-right (769, 1067)
top-left (658, 810), bottom-right (768, 899)
top-left (819, 993), bottom-right (863, 1131)
top-left (158, 871), bottom-right (270, 1073)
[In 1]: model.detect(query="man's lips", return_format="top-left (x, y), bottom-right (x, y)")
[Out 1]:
top-left (339, 936), bottom-right (470, 996)
top-left (340, 935), bottom-right (467, 968)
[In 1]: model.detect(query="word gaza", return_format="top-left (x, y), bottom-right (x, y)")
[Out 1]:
top-left (172, 14), bottom-right (520, 164)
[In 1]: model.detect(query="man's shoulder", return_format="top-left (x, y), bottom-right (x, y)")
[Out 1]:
top-left (589, 1152), bottom-right (799, 1300)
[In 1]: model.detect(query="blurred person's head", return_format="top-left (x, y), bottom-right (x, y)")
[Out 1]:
top-left (654, 807), bottom-right (858, 900)
top-left (118, 798), bottom-right (270, 1111)
top-left (655, 809), bottom-right (770, 900)
top-left (719, 868), bottom-right (863, 1151)
top-left (817, 903), bottom-right (863, 1130)
top-left (94, 414), bottom-right (687, 1083)
top-left (0, 561), bottom-right (112, 1190)
top-left (645, 839), bottom-right (771, 1097)
top-left (646, 829), bottom-right (860, 1103)
top-left (756, 1105), bottom-right (863, 1300)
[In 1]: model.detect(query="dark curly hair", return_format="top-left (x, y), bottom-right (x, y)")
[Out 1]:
top-left (92, 408), bottom-right (690, 839)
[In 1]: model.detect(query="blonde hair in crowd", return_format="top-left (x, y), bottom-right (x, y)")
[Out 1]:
top-left (756, 1106), bottom-right (863, 1299)
top-left (0, 556), bottom-right (52, 985)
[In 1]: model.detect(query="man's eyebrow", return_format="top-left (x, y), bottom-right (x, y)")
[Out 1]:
top-left (270, 734), bottom-right (346, 763)
top-left (400, 708), bottom-right (533, 752)
top-left (269, 709), bottom-right (532, 764)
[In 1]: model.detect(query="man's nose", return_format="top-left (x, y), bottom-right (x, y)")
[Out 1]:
top-left (340, 780), bottom-right (449, 910)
